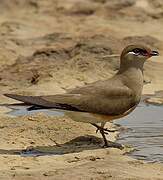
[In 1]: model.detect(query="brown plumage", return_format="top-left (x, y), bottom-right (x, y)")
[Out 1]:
top-left (4, 44), bottom-right (159, 147)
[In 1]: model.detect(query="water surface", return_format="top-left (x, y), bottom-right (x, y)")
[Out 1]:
top-left (117, 103), bottom-right (163, 162)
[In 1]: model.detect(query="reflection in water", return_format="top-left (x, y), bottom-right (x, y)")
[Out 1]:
top-left (6, 102), bottom-right (163, 162)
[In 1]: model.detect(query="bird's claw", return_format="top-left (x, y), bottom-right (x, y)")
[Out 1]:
top-left (95, 127), bottom-right (116, 134)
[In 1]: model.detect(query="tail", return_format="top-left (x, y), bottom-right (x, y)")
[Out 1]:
top-left (4, 94), bottom-right (82, 111)
top-left (4, 94), bottom-right (43, 105)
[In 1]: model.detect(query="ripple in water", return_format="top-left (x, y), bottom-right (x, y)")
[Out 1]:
top-left (117, 103), bottom-right (163, 162)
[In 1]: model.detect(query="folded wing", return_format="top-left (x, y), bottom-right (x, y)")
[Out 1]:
top-left (4, 82), bottom-right (137, 115)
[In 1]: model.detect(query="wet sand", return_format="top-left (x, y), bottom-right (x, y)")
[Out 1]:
top-left (0, 0), bottom-right (163, 179)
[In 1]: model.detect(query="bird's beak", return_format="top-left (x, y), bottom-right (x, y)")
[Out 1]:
top-left (150, 50), bottom-right (159, 57)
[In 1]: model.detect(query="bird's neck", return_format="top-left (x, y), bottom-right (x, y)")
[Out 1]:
top-left (119, 59), bottom-right (145, 73)
top-left (117, 67), bottom-right (144, 100)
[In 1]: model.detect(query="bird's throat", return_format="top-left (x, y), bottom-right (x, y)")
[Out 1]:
top-left (120, 67), bottom-right (144, 99)
top-left (119, 59), bottom-right (145, 73)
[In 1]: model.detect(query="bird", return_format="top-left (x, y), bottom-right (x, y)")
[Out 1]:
top-left (4, 44), bottom-right (159, 147)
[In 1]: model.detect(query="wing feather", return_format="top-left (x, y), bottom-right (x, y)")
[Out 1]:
top-left (4, 76), bottom-right (138, 115)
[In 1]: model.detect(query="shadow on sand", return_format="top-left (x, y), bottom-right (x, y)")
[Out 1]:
top-left (0, 135), bottom-right (123, 157)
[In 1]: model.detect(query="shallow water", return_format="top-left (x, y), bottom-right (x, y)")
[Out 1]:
top-left (6, 102), bottom-right (163, 162)
top-left (117, 103), bottom-right (163, 162)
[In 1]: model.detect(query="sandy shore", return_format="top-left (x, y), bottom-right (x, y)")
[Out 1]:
top-left (0, 0), bottom-right (163, 179)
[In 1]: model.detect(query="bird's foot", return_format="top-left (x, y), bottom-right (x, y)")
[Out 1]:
top-left (96, 127), bottom-right (116, 134)
top-left (91, 123), bottom-right (116, 134)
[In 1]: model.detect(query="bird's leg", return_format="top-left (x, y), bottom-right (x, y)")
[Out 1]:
top-left (99, 122), bottom-right (108, 147)
top-left (91, 122), bottom-right (109, 147)
top-left (100, 128), bottom-right (109, 147)
top-left (91, 123), bottom-right (123, 149)
top-left (91, 123), bottom-right (117, 147)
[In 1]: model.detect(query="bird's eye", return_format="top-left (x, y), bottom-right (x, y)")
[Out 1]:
top-left (133, 48), bottom-right (140, 54)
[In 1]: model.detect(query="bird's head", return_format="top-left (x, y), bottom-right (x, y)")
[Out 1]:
top-left (120, 44), bottom-right (159, 71)
top-left (121, 44), bottom-right (159, 60)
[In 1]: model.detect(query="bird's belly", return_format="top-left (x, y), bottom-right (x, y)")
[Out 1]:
top-left (65, 111), bottom-right (114, 123)
top-left (65, 105), bottom-right (137, 124)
